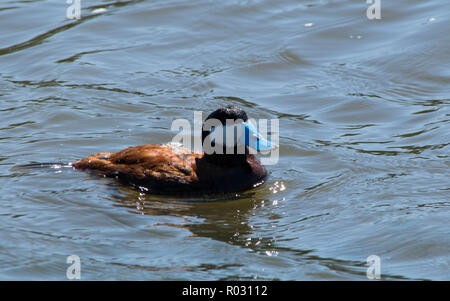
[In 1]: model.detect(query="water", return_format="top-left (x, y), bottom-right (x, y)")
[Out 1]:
top-left (0, 0), bottom-right (449, 280)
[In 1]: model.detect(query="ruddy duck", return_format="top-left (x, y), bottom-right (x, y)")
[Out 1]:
top-left (72, 106), bottom-right (276, 194)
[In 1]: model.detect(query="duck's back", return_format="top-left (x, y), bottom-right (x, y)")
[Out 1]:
top-left (72, 143), bottom-right (267, 194)
top-left (72, 144), bottom-right (202, 192)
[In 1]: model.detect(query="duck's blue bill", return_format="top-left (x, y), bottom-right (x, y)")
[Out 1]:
top-left (242, 121), bottom-right (277, 153)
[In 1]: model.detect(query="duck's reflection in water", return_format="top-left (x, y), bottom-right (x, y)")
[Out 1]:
top-left (111, 184), bottom-right (272, 250)
top-left (105, 183), bottom-right (398, 280)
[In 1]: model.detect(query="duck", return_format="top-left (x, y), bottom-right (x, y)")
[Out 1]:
top-left (72, 106), bottom-right (276, 195)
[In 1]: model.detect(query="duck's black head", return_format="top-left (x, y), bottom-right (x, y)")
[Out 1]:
top-left (203, 106), bottom-right (249, 126)
top-left (201, 105), bottom-right (276, 167)
top-left (201, 105), bottom-right (248, 141)
top-left (201, 105), bottom-right (248, 165)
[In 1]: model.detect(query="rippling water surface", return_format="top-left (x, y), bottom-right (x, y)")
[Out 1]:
top-left (0, 0), bottom-right (449, 280)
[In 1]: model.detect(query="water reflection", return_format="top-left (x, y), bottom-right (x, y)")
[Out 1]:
top-left (105, 183), bottom-right (417, 280)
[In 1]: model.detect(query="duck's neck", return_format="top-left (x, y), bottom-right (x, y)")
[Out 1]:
top-left (203, 153), bottom-right (248, 167)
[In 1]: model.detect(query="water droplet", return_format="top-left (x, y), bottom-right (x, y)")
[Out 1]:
top-left (92, 8), bottom-right (107, 14)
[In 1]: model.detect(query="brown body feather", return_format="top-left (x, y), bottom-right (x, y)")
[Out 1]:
top-left (72, 144), bottom-right (267, 194)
